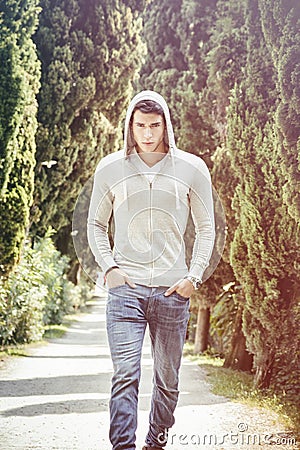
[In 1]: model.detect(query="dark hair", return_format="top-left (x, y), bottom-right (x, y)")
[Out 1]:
top-left (131, 100), bottom-right (165, 121)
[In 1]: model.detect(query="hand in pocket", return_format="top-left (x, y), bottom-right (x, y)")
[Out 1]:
top-left (106, 268), bottom-right (136, 289)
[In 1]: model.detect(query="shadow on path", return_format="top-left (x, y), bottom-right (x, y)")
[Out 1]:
top-left (0, 298), bottom-right (295, 450)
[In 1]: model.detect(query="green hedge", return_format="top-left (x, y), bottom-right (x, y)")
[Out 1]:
top-left (0, 0), bottom-right (41, 277)
top-left (0, 231), bottom-right (85, 346)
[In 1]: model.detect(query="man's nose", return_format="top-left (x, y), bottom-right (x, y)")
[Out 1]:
top-left (144, 127), bottom-right (152, 138)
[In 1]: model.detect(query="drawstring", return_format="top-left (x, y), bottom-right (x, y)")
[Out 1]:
top-left (170, 146), bottom-right (180, 210)
top-left (123, 158), bottom-right (129, 210)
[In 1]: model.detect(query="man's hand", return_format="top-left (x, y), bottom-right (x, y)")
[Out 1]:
top-left (106, 267), bottom-right (136, 289)
top-left (164, 278), bottom-right (194, 298)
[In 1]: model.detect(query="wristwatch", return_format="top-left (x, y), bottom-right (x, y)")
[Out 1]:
top-left (184, 276), bottom-right (202, 290)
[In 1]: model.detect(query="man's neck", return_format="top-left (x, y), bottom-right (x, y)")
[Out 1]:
top-left (136, 144), bottom-right (168, 167)
top-left (137, 151), bottom-right (167, 167)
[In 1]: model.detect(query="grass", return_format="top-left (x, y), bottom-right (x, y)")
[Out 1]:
top-left (183, 342), bottom-right (299, 437)
top-left (43, 323), bottom-right (70, 339)
top-left (42, 311), bottom-right (83, 340)
top-left (43, 302), bottom-right (96, 340)
top-left (0, 309), bottom-right (85, 359)
top-left (0, 345), bottom-right (29, 359)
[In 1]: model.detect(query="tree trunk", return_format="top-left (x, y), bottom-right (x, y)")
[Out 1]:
top-left (254, 354), bottom-right (275, 389)
top-left (68, 261), bottom-right (81, 285)
top-left (194, 307), bottom-right (210, 354)
top-left (223, 305), bottom-right (253, 372)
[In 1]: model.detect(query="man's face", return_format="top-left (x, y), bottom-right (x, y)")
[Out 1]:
top-left (131, 110), bottom-right (166, 153)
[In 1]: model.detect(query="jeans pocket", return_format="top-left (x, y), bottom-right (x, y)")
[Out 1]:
top-left (108, 282), bottom-right (126, 291)
top-left (172, 291), bottom-right (190, 302)
top-left (107, 285), bottom-right (127, 316)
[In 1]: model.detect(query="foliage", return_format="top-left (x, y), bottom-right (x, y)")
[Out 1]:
top-left (0, 0), bottom-right (41, 276)
top-left (210, 282), bottom-right (239, 355)
top-left (138, 0), bottom-right (218, 159)
top-left (31, 0), bottom-right (146, 263)
top-left (0, 231), bottom-right (85, 346)
top-left (226, 0), bottom-right (300, 396)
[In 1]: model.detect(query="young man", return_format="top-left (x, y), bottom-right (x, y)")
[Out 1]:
top-left (88, 91), bottom-right (215, 450)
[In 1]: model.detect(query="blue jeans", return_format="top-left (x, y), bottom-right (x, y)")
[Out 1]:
top-left (106, 283), bottom-right (190, 450)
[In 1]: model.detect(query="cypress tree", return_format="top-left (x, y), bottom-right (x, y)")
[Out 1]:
top-left (176, 0), bottom-right (249, 357)
top-left (32, 0), bottom-right (146, 258)
top-left (227, 0), bottom-right (277, 386)
top-left (0, 0), bottom-right (41, 275)
top-left (258, 0), bottom-right (300, 223)
top-left (174, 0), bottom-right (218, 157)
top-left (257, 0), bottom-right (300, 395)
top-left (205, 0), bottom-right (247, 140)
top-left (137, 0), bottom-right (188, 137)
top-left (139, 0), bottom-right (187, 81)
top-left (227, 0), bottom-right (299, 394)
top-left (139, 0), bottom-right (218, 157)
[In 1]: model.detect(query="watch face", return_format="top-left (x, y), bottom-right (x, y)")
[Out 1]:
top-left (192, 279), bottom-right (201, 289)
top-left (186, 276), bottom-right (201, 289)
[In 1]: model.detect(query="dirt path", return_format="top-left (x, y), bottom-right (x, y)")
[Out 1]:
top-left (0, 298), bottom-right (297, 450)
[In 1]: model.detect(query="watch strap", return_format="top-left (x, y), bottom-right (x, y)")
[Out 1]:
top-left (184, 275), bottom-right (202, 290)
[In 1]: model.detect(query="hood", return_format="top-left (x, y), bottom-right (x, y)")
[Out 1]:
top-left (122, 90), bottom-right (180, 210)
top-left (123, 90), bottom-right (177, 157)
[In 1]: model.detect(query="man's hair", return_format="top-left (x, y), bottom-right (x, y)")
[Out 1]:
top-left (131, 100), bottom-right (165, 121)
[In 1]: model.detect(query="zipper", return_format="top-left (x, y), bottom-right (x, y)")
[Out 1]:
top-left (126, 157), bottom-right (165, 285)
top-left (149, 181), bottom-right (154, 285)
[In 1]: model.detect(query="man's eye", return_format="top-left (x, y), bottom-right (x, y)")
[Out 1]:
top-left (151, 124), bottom-right (161, 128)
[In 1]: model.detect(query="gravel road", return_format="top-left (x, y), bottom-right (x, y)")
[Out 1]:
top-left (0, 297), bottom-right (297, 450)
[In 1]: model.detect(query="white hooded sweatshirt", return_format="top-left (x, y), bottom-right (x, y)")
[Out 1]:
top-left (87, 90), bottom-right (215, 287)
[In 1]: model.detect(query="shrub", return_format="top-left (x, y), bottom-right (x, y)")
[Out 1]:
top-left (0, 231), bottom-right (85, 345)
